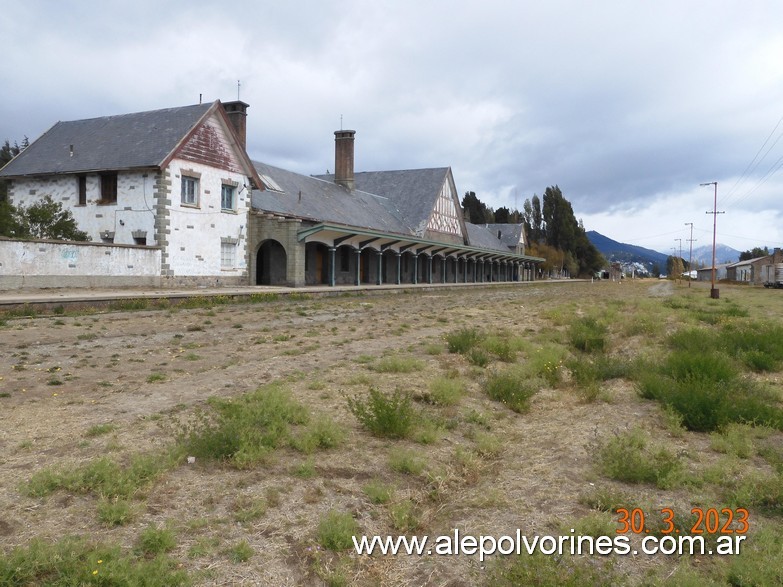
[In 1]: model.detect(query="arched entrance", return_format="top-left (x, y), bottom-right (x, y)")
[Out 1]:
top-left (256, 239), bottom-right (287, 285)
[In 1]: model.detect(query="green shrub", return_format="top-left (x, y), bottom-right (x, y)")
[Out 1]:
top-left (467, 347), bottom-right (490, 367)
top-left (389, 499), bottom-right (420, 532)
top-left (596, 427), bottom-right (681, 488)
top-left (136, 525), bottom-right (176, 555)
top-left (488, 552), bottom-right (614, 586)
top-left (0, 537), bottom-right (189, 586)
top-left (371, 355), bottom-right (424, 373)
top-left (290, 415), bottom-right (346, 453)
top-left (724, 472), bottom-right (783, 516)
top-left (85, 423), bottom-right (116, 437)
top-left (97, 498), bottom-right (136, 526)
top-left (317, 510), bottom-right (359, 551)
top-left (388, 448), bottom-right (425, 475)
top-left (445, 327), bottom-right (482, 354)
top-left (483, 369), bottom-right (540, 413)
top-left (568, 316), bottom-right (608, 353)
top-left (178, 383), bottom-right (309, 468)
top-left (227, 540), bottom-right (254, 563)
top-left (427, 376), bottom-right (465, 406)
top-left (567, 355), bottom-right (631, 386)
top-left (347, 388), bottom-right (416, 439)
top-left (363, 479), bottom-right (393, 504)
top-left (481, 335), bottom-right (517, 362)
top-left (25, 452), bottom-right (175, 500)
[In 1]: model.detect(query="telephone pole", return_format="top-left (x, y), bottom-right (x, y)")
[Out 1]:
top-left (675, 238), bottom-right (683, 284)
top-left (700, 181), bottom-right (724, 299)
top-left (684, 222), bottom-right (695, 288)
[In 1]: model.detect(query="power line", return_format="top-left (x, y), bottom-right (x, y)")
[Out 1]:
top-left (719, 112), bottom-right (783, 208)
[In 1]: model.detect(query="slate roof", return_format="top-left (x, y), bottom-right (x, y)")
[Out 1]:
top-left (256, 164), bottom-right (512, 252)
top-left (465, 223), bottom-right (510, 252)
top-left (0, 103), bottom-right (213, 177)
top-left (727, 256), bottom-right (769, 267)
top-left (316, 168), bottom-right (451, 236)
top-left (484, 223), bottom-right (524, 250)
top-left (251, 161), bottom-right (412, 235)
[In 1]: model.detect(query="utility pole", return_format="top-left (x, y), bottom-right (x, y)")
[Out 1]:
top-left (700, 181), bottom-right (724, 299)
top-left (675, 238), bottom-right (683, 284)
top-left (671, 248), bottom-right (677, 282)
top-left (684, 222), bottom-right (695, 288)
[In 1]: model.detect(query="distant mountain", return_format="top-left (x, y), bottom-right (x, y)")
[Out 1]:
top-left (586, 231), bottom-right (668, 270)
top-left (690, 244), bottom-right (740, 266)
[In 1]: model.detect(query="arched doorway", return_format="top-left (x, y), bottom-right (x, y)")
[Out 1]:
top-left (256, 239), bottom-right (287, 285)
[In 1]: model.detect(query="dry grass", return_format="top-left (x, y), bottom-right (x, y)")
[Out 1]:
top-left (1, 280), bottom-right (782, 585)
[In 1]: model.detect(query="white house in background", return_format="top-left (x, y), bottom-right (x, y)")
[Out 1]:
top-left (0, 100), bottom-right (261, 286)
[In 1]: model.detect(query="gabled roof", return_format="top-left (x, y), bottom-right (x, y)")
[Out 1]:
top-left (728, 255), bottom-right (769, 267)
top-left (251, 161), bottom-right (411, 235)
top-left (484, 223), bottom-right (525, 249)
top-left (465, 223), bottom-right (511, 253)
top-left (0, 103), bottom-right (214, 177)
top-left (257, 164), bottom-right (513, 253)
top-left (316, 168), bottom-right (452, 235)
top-left (1, 100), bottom-right (264, 189)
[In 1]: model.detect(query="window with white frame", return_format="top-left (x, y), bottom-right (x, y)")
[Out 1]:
top-left (181, 175), bottom-right (199, 206)
top-left (221, 241), bottom-right (236, 269)
top-left (221, 184), bottom-right (236, 211)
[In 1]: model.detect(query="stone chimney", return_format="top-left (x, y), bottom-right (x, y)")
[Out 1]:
top-left (334, 130), bottom-right (356, 190)
top-left (222, 100), bottom-right (249, 150)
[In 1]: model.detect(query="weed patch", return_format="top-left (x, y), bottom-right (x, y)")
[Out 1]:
top-left (177, 382), bottom-right (316, 468)
top-left (317, 510), bottom-right (359, 551)
top-left (483, 367), bottom-right (540, 413)
top-left (347, 388), bottom-right (416, 439)
top-left (0, 536), bottom-right (188, 585)
top-left (596, 427), bottom-right (682, 488)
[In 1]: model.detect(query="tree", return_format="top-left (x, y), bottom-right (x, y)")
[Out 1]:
top-left (738, 247), bottom-right (769, 261)
top-left (494, 206), bottom-right (511, 224)
top-left (0, 137), bottom-right (27, 202)
top-left (461, 191), bottom-right (494, 224)
top-left (1, 196), bottom-right (89, 241)
top-left (666, 255), bottom-right (685, 278)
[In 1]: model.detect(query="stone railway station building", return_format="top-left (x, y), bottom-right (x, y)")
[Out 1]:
top-left (0, 100), bottom-right (542, 289)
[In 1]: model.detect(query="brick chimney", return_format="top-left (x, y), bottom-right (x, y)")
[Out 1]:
top-left (334, 130), bottom-right (356, 190)
top-left (222, 100), bottom-right (249, 150)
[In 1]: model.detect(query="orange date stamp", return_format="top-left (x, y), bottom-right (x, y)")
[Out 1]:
top-left (616, 507), bottom-right (749, 535)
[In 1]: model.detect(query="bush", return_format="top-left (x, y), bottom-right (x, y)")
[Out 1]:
top-left (347, 388), bottom-right (416, 439)
top-left (178, 383), bottom-right (309, 468)
top-left (427, 376), bottom-right (465, 406)
top-left (445, 327), bottom-right (482, 354)
top-left (568, 316), bottom-right (608, 353)
top-left (483, 368), bottom-right (540, 413)
top-left (363, 479), bottom-right (394, 504)
top-left (317, 510), bottom-right (359, 551)
top-left (596, 427), bottom-right (681, 488)
top-left (136, 525), bottom-right (176, 555)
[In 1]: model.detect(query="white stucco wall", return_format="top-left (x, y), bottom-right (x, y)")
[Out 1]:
top-left (166, 157), bottom-right (249, 277)
top-left (0, 239), bottom-right (161, 290)
top-left (8, 170), bottom-right (158, 245)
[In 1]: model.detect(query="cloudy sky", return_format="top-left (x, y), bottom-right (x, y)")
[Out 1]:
top-left (2, 0), bottom-right (783, 254)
